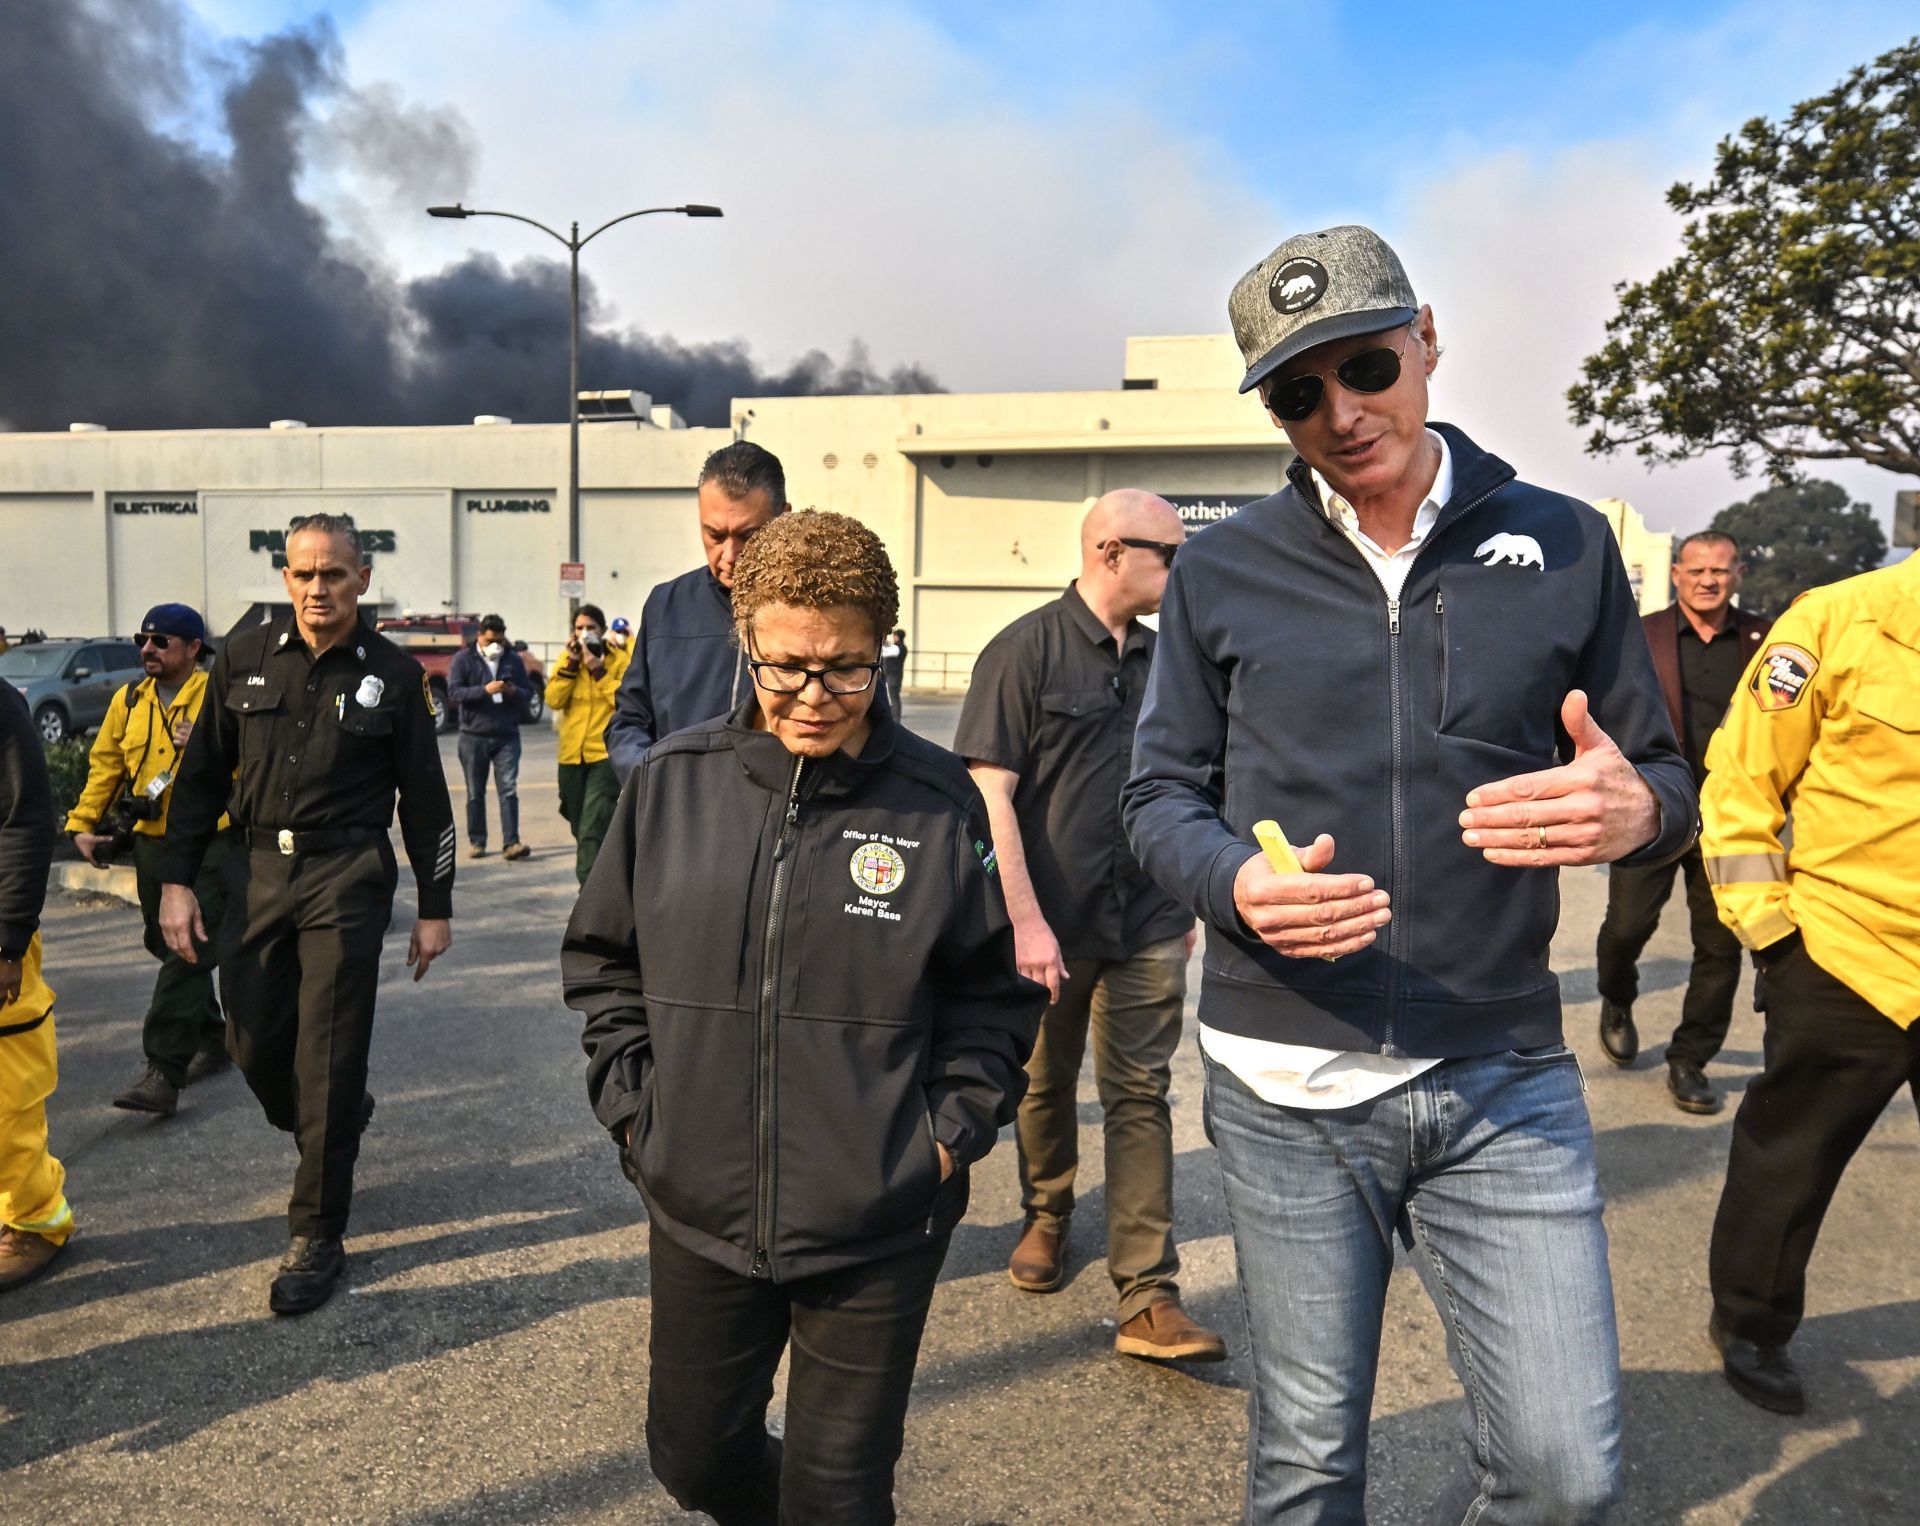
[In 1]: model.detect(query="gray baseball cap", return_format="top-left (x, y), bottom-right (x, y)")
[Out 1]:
top-left (1228, 225), bottom-right (1418, 394)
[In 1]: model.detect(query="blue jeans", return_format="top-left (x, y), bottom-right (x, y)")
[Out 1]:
top-left (1203, 1045), bottom-right (1622, 1525)
top-left (457, 731), bottom-right (521, 849)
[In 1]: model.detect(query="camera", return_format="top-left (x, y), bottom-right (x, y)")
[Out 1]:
top-left (581, 631), bottom-right (605, 654)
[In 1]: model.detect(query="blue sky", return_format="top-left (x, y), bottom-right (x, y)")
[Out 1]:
top-left (180, 0), bottom-right (1916, 530)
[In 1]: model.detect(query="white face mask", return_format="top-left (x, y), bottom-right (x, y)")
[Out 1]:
top-left (481, 642), bottom-right (504, 660)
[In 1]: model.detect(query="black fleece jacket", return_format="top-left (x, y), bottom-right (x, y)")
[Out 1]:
top-left (1123, 422), bottom-right (1696, 1057)
top-left (0, 684), bottom-right (54, 957)
top-left (564, 701), bottom-right (1045, 1282)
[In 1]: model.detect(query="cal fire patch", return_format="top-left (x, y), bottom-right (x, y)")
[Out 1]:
top-left (850, 841), bottom-right (907, 895)
top-left (1751, 643), bottom-right (1818, 712)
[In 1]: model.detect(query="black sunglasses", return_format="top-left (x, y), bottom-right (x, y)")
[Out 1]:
top-left (1264, 326), bottom-right (1415, 423)
top-left (1105, 537), bottom-right (1180, 568)
top-left (137, 633), bottom-right (175, 650)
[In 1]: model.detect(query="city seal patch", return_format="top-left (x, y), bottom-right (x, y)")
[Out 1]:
top-left (1751, 643), bottom-right (1818, 712)
top-left (850, 841), bottom-right (907, 895)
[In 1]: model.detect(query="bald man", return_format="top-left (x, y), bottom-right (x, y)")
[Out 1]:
top-left (955, 491), bottom-right (1221, 1363)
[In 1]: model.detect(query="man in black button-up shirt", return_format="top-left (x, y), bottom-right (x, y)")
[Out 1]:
top-left (161, 513), bottom-right (455, 1314)
top-left (956, 489), bottom-right (1219, 1363)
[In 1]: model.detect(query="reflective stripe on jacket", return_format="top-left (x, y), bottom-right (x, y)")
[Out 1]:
top-left (546, 643), bottom-right (630, 765)
top-left (1701, 554), bottom-right (1920, 1024)
top-left (65, 669), bottom-right (226, 838)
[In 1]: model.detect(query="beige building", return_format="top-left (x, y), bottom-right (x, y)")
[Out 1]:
top-left (0, 334), bottom-right (1672, 685)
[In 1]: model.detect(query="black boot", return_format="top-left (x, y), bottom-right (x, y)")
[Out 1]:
top-left (1667, 1058), bottom-right (1722, 1114)
top-left (112, 1067), bottom-right (179, 1116)
top-left (269, 1236), bottom-right (345, 1315)
top-left (184, 1045), bottom-right (231, 1084)
top-left (1708, 1314), bottom-right (1804, 1414)
top-left (1598, 999), bottom-right (1639, 1067)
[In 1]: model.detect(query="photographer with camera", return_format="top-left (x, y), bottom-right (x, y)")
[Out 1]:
top-left (546, 603), bottom-right (629, 884)
top-left (66, 604), bottom-right (232, 1117)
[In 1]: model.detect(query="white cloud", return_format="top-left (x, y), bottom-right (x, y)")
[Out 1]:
top-left (314, 0), bottom-right (1278, 392)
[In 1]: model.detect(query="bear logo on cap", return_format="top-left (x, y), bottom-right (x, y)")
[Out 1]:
top-left (1269, 256), bottom-right (1328, 315)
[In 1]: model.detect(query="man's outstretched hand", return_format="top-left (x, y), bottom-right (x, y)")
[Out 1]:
top-left (1459, 690), bottom-right (1659, 867)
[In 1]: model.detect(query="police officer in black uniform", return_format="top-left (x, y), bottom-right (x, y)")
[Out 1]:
top-left (160, 513), bottom-right (455, 1314)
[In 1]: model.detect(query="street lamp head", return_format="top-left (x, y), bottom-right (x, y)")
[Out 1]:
top-left (681, 204), bottom-right (724, 218)
top-left (426, 204), bottom-right (471, 219)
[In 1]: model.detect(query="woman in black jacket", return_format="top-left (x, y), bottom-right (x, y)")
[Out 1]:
top-left (563, 510), bottom-right (1043, 1524)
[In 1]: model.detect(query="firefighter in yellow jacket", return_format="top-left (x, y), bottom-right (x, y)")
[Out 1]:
top-left (1700, 551), bottom-right (1920, 1416)
top-left (66, 605), bottom-right (231, 1118)
top-left (546, 602), bottom-right (630, 884)
top-left (2, 681), bottom-right (72, 1292)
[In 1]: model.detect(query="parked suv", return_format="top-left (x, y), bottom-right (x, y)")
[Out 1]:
top-left (1, 638), bottom-right (148, 743)
top-left (374, 615), bottom-right (548, 735)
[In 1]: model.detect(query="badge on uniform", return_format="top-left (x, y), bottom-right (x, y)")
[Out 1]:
top-left (354, 675), bottom-right (385, 710)
top-left (1751, 643), bottom-right (1818, 711)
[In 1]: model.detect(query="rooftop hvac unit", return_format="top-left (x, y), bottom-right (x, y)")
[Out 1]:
top-left (577, 389), bottom-right (653, 423)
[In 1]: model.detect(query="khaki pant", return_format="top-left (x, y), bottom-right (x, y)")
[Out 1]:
top-left (1016, 935), bottom-right (1186, 1320)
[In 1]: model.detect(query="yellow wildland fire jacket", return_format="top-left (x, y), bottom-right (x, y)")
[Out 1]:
top-left (1701, 554), bottom-right (1920, 1025)
top-left (66, 669), bottom-right (228, 838)
top-left (546, 642), bottom-right (630, 766)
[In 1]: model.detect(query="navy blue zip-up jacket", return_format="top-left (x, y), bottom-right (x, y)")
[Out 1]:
top-left (1122, 423), bottom-right (1696, 1058)
top-left (606, 564), bottom-right (894, 782)
top-left (447, 643), bottom-right (533, 737)
top-left (605, 568), bottom-right (744, 782)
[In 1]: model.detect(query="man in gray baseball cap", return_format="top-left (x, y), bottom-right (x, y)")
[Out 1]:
top-left (1126, 225), bottom-right (1695, 1519)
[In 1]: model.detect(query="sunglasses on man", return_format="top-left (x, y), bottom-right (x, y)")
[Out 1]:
top-left (1263, 325), bottom-right (1415, 424)
top-left (137, 633), bottom-right (177, 650)
top-left (1103, 537), bottom-right (1180, 568)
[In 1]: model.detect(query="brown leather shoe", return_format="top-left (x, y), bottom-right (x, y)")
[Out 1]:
top-left (0, 1227), bottom-right (69, 1293)
top-left (1007, 1217), bottom-right (1068, 1292)
top-left (1115, 1298), bottom-right (1227, 1363)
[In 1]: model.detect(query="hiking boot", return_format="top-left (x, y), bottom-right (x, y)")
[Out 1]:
top-left (269, 1235), bottom-right (345, 1315)
top-left (184, 1045), bottom-right (231, 1084)
top-left (0, 1227), bottom-right (68, 1293)
top-left (501, 841), bottom-right (531, 861)
top-left (1709, 1313), bottom-right (1804, 1414)
top-left (1008, 1217), bottom-right (1068, 1292)
top-left (1598, 999), bottom-right (1639, 1067)
top-left (468, 843), bottom-right (489, 859)
top-left (1667, 1058), bottom-right (1722, 1115)
top-left (1114, 1298), bottom-right (1228, 1363)
top-left (112, 1066), bottom-right (179, 1116)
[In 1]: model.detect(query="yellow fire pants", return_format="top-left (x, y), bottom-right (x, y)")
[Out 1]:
top-left (1, 935), bottom-right (72, 1244)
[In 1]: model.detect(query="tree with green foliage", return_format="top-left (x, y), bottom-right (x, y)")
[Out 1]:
top-left (1569, 38), bottom-right (1919, 483)
top-left (1708, 479), bottom-right (1888, 616)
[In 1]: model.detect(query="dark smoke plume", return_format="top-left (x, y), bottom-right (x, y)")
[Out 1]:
top-left (0, 0), bottom-right (940, 432)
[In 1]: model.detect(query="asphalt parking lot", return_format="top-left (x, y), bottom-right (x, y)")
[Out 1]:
top-left (4, 698), bottom-right (1915, 1522)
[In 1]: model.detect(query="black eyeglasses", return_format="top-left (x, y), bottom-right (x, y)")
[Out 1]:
top-left (746, 641), bottom-right (882, 696)
top-left (137, 634), bottom-right (174, 650)
top-left (1103, 537), bottom-right (1180, 568)
top-left (1264, 326), bottom-right (1415, 423)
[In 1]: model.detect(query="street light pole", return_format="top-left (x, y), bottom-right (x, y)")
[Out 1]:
top-left (427, 201), bottom-right (723, 613)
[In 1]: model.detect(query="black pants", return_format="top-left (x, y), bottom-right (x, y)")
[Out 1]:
top-left (1709, 940), bottom-right (1920, 1346)
top-left (1594, 847), bottom-right (1742, 1066)
top-left (645, 1222), bottom-right (949, 1526)
top-left (134, 831), bottom-right (230, 1086)
top-left (217, 839), bottom-right (396, 1239)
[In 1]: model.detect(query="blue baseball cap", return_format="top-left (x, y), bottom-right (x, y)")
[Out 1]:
top-left (610, 616), bottom-right (631, 633)
top-left (139, 603), bottom-right (207, 644)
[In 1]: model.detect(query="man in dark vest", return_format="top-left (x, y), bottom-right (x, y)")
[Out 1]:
top-left (1594, 530), bottom-right (1769, 1112)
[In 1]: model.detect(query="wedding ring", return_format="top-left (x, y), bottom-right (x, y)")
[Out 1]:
top-left (1535, 825), bottom-right (1549, 850)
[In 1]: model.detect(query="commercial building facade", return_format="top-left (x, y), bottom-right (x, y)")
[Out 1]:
top-left (0, 335), bottom-right (1673, 684)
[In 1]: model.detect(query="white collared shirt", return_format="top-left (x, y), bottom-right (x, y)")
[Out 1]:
top-left (1199, 431), bottom-right (1451, 1110)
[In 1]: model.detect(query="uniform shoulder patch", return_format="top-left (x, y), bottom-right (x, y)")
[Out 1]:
top-left (421, 671), bottom-right (435, 712)
top-left (1750, 642), bottom-right (1818, 712)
